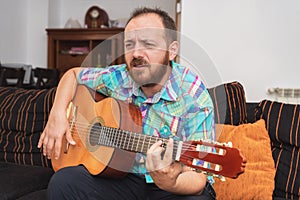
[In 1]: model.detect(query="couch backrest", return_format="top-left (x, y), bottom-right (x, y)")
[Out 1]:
top-left (208, 81), bottom-right (248, 125)
top-left (0, 87), bottom-right (56, 168)
top-left (255, 100), bottom-right (299, 199)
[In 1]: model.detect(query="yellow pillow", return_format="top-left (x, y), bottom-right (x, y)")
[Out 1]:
top-left (213, 119), bottom-right (275, 200)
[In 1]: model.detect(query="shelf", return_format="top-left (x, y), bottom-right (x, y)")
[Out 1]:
top-left (46, 28), bottom-right (124, 75)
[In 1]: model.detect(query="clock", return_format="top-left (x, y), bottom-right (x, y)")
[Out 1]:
top-left (85, 6), bottom-right (109, 28)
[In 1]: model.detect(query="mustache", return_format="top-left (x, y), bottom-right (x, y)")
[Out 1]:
top-left (130, 58), bottom-right (149, 66)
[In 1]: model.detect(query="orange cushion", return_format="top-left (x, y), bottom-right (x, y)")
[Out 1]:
top-left (213, 119), bottom-right (275, 200)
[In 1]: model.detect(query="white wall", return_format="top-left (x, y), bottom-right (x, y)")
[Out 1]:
top-left (0, 0), bottom-right (29, 64)
top-left (0, 0), bottom-right (48, 67)
top-left (27, 0), bottom-right (49, 68)
top-left (0, 0), bottom-right (176, 67)
top-left (181, 0), bottom-right (300, 102)
top-left (1, 0), bottom-right (299, 101)
top-left (49, 0), bottom-right (176, 28)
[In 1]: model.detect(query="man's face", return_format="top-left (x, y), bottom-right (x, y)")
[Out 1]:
top-left (124, 14), bottom-right (171, 87)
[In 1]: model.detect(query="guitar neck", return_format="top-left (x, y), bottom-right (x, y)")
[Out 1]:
top-left (91, 125), bottom-right (181, 160)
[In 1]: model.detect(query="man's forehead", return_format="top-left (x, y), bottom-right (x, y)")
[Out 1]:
top-left (124, 28), bottom-right (165, 40)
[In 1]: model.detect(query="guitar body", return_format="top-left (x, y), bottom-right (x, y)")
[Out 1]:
top-left (51, 85), bottom-right (142, 178)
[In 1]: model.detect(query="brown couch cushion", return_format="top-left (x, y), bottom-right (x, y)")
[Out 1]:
top-left (0, 87), bottom-right (56, 167)
top-left (214, 119), bottom-right (275, 200)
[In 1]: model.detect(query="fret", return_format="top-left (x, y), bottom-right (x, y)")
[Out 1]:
top-left (123, 130), bottom-right (128, 150)
top-left (120, 130), bottom-right (124, 148)
top-left (107, 127), bottom-right (112, 147)
top-left (117, 129), bottom-right (124, 148)
top-left (112, 128), bottom-right (117, 147)
top-left (125, 130), bottom-right (132, 151)
top-left (103, 127), bottom-right (108, 145)
top-left (135, 133), bottom-right (141, 152)
top-left (129, 131), bottom-right (133, 151)
top-left (101, 127), bottom-right (107, 145)
top-left (97, 126), bottom-right (103, 145)
top-left (115, 129), bottom-right (121, 148)
top-left (142, 135), bottom-right (151, 154)
top-left (126, 131), bottom-right (131, 151)
top-left (108, 128), bottom-right (112, 146)
top-left (140, 135), bottom-right (145, 154)
top-left (142, 135), bottom-right (149, 154)
top-left (131, 132), bottom-right (136, 151)
top-left (105, 127), bottom-right (109, 145)
top-left (147, 135), bottom-right (152, 151)
top-left (112, 128), bottom-right (116, 147)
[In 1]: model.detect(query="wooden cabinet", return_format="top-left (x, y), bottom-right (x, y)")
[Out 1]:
top-left (46, 28), bottom-right (124, 75)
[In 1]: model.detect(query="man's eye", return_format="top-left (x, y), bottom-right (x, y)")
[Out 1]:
top-left (145, 43), bottom-right (155, 48)
top-left (125, 43), bottom-right (133, 49)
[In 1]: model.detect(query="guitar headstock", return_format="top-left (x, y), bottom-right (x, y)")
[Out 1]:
top-left (179, 140), bottom-right (246, 179)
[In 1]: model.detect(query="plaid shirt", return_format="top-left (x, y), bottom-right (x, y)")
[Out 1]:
top-left (78, 61), bottom-right (215, 183)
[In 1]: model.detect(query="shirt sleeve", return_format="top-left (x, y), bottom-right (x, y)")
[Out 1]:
top-left (77, 64), bottom-right (128, 96)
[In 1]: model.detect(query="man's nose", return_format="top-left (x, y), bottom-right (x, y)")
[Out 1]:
top-left (132, 45), bottom-right (145, 58)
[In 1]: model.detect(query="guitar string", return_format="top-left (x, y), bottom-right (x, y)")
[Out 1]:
top-left (70, 120), bottom-right (218, 151)
top-left (66, 124), bottom-right (221, 173)
top-left (71, 121), bottom-right (190, 150)
top-left (68, 120), bottom-right (218, 155)
top-left (69, 128), bottom-right (216, 170)
top-left (71, 124), bottom-right (181, 153)
top-left (65, 121), bottom-right (225, 172)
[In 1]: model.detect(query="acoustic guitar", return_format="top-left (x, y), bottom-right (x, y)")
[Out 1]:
top-left (51, 85), bottom-right (245, 179)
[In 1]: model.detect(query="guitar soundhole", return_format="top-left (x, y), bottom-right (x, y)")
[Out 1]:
top-left (89, 122), bottom-right (102, 146)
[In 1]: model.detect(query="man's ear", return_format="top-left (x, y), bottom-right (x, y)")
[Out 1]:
top-left (168, 41), bottom-right (179, 60)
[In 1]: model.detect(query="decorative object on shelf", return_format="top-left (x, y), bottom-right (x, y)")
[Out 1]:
top-left (109, 18), bottom-right (128, 28)
top-left (64, 18), bottom-right (82, 28)
top-left (85, 6), bottom-right (109, 28)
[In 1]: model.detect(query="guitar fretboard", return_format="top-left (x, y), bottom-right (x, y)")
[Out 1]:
top-left (89, 124), bottom-right (180, 160)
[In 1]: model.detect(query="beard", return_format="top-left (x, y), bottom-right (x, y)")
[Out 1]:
top-left (127, 52), bottom-right (170, 87)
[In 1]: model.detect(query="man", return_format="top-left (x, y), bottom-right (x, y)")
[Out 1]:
top-left (38, 7), bottom-right (216, 200)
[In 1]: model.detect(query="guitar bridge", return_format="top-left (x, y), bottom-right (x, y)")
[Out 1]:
top-left (64, 103), bottom-right (77, 154)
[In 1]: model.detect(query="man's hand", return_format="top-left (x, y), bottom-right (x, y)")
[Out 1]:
top-left (146, 138), bottom-right (182, 191)
top-left (37, 109), bottom-right (75, 160)
top-left (37, 68), bottom-right (79, 160)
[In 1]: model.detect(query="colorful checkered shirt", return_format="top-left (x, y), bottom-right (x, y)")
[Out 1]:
top-left (78, 61), bottom-right (215, 183)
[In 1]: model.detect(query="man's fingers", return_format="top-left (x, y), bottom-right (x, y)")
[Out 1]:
top-left (42, 136), bottom-right (49, 156)
top-left (51, 129), bottom-right (75, 160)
top-left (65, 129), bottom-right (76, 146)
top-left (146, 139), bottom-right (175, 172)
top-left (37, 132), bottom-right (45, 148)
top-left (148, 140), bottom-right (163, 152)
top-left (46, 139), bottom-right (55, 159)
top-left (53, 138), bottom-right (62, 160)
top-left (163, 138), bottom-right (174, 162)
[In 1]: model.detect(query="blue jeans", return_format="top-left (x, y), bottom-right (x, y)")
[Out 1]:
top-left (47, 165), bottom-right (216, 200)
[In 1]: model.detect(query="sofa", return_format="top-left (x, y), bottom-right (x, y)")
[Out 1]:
top-left (0, 81), bottom-right (299, 200)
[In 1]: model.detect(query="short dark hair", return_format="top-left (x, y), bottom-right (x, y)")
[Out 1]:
top-left (126, 7), bottom-right (177, 43)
